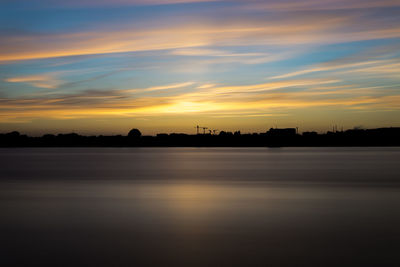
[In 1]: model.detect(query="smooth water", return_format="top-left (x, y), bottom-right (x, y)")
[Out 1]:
top-left (1, 147), bottom-right (400, 266)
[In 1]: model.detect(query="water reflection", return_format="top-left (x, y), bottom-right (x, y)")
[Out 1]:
top-left (1, 148), bottom-right (400, 266)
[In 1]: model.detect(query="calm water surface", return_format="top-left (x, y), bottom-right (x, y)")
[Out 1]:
top-left (1, 147), bottom-right (400, 266)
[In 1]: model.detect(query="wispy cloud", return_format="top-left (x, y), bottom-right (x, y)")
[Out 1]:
top-left (1, 77), bottom-right (399, 123)
top-left (205, 79), bottom-right (341, 94)
top-left (8, 0), bottom-right (217, 8)
top-left (239, 0), bottom-right (400, 11)
top-left (197, 84), bottom-right (216, 89)
top-left (269, 60), bottom-right (395, 80)
top-left (1, 11), bottom-right (399, 62)
top-left (4, 74), bottom-right (62, 89)
top-left (170, 48), bottom-right (267, 57)
top-left (124, 82), bottom-right (195, 93)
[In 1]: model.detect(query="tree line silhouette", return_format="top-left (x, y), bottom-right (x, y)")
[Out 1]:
top-left (1, 127), bottom-right (399, 147)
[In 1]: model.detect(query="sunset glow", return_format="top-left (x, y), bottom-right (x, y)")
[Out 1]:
top-left (1, 0), bottom-right (399, 134)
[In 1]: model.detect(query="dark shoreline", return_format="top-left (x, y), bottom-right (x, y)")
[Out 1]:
top-left (0, 127), bottom-right (400, 147)
top-left (1, 127), bottom-right (400, 147)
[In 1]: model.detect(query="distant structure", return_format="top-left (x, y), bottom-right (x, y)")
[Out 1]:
top-left (1, 127), bottom-right (400, 147)
top-left (266, 128), bottom-right (297, 137)
top-left (195, 125), bottom-right (208, 134)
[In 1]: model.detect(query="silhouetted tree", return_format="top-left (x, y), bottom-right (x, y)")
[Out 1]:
top-left (128, 128), bottom-right (142, 138)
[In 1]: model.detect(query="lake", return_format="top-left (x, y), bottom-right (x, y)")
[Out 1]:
top-left (1, 147), bottom-right (400, 266)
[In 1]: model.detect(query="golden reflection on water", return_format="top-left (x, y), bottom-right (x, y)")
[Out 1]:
top-left (2, 148), bottom-right (400, 266)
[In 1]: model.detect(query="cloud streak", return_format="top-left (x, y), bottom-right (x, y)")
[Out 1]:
top-left (1, 78), bottom-right (399, 122)
top-left (269, 60), bottom-right (397, 80)
top-left (1, 9), bottom-right (399, 62)
top-left (6, 0), bottom-right (217, 9)
top-left (240, 0), bottom-right (400, 11)
top-left (4, 74), bottom-right (62, 89)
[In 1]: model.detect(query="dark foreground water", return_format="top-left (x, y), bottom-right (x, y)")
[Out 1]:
top-left (1, 147), bottom-right (400, 266)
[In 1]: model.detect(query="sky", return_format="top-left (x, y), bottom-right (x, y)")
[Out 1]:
top-left (0, 0), bottom-right (399, 135)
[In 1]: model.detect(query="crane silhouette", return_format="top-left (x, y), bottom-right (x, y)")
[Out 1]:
top-left (195, 125), bottom-right (208, 134)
